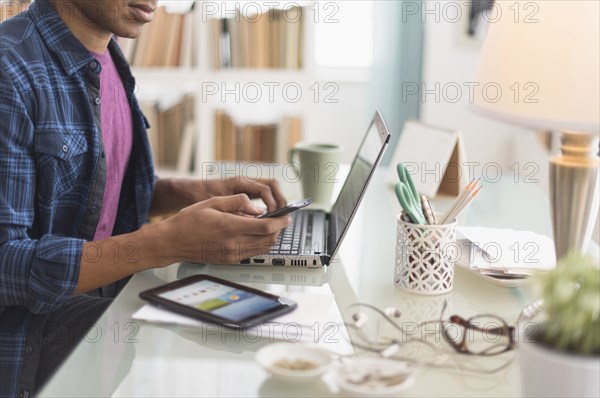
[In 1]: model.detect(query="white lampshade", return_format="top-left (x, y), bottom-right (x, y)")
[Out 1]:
top-left (471, 1), bottom-right (600, 133)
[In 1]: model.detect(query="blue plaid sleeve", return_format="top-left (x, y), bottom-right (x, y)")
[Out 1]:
top-left (0, 64), bottom-right (83, 314)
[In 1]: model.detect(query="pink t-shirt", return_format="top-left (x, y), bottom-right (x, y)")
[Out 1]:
top-left (92, 49), bottom-right (133, 241)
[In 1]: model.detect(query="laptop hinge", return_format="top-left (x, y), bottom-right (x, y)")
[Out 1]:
top-left (319, 254), bottom-right (332, 267)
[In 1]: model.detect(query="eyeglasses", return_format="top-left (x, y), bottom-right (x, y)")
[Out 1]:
top-left (346, 302), bottom-right (516, 355)
top-left (341, 300), bottom-right (544, 373)
top-left (438, 313), bottom-right (515, 355)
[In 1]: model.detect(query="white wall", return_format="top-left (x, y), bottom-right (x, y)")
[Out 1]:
top-left (419, 6), bottom-right (599, 246)
top-left (420, 7), bottom-right (539, 172)
top-left (308, 80), bottom-right (371, 164)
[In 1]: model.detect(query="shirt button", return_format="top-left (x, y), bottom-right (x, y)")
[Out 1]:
top-left (62, 145), bottom-right (69, 153)
top-left (101, 151), bottom-right (106, 159)
top-left (25, 346), bottom-right (33, 354)
top-left (90, 206), bottom-right (98, 215)
top-left (94, 97), bottom-right (101, 105)
top-left (89, 61), bottom-right (98, 69)
top-left (20, 390), bottom-right (30, 398)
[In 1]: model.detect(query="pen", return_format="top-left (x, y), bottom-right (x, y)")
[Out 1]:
top-left (420, 195), bottom-right (437, 225)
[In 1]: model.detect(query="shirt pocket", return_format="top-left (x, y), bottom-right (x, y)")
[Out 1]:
top-left (34, 130), bottom-right (90, 202)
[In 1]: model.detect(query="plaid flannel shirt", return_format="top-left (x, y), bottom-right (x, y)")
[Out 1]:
top-left (0, 1), bottom-right (155, 395)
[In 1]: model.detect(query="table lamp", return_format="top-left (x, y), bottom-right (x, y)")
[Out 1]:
top-left (471, 1), bottom-right (600, 260)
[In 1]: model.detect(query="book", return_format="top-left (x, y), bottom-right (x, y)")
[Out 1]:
top-left (238, 124), bottom-right (255, 161)
top-left (178, 3), bottom-right (196, 67)
top-left (211, 6), bottom-right (304, 69)
top-left (209, 18), bottom-right (223, 69)
top-left (278, 11), bottom-right (286, 67)
top-left (176, 94), bottom-right (196, 172)
top-left (214, 110), bottom-right (224, 160)
top-left (139, 101), bottom-right (160, 163)
top-left (176, 118), bottom-right (195, 172)
top-left (214, 110), bottom-right (296, 163)
top-left (142, 6), bottom-right (168, 66)
top-left (277, 116), bottom-right (303, 163)
top-left (257, 124), bottom-right (277, 162)
top-left (235, 9), bottom-right (250, 67)
top-left (164, 13), bottom-right (184, 67)
top-left (269, 9), bottom-right (283, 68)
top-left (222, 113), bottom-right (236, 161)
top-left (247, 10), bottom-right (268, 68)
top-left (126, 5), bottom-right (196, 67)
top-left (140, 94), bottom-right (196, 171)
top-left (214, 110), bottom-right (236, 161)
top-left (0, 1), bottom-right (29, 23)
top-left (285, 6), bottom-right (303, 68)
top-left (131, 19), bottom-right (151, 66)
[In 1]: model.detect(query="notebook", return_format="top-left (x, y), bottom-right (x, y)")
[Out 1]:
top-left (244, 110), bottom-right (391, 268)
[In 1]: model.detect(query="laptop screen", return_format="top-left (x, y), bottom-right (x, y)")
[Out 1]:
top-left (326, 111), bottom-right (391, 259)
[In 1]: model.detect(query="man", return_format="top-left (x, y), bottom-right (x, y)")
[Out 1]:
top-left (0, 0), bottom-right (290, 396)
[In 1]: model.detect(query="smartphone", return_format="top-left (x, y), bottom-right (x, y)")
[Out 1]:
top-left (139, 275), bottom-right (297, 329)
top-left (256, 197), bottom-right (313, 219)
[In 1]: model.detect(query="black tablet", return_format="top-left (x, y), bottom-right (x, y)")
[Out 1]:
top-left (139, 275), bottom-right (298, 329)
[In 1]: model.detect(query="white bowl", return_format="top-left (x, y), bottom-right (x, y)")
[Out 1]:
top-left (255, 342), bottom-right (333, 382)
top-left (334, 357), bottom-right (415, 396)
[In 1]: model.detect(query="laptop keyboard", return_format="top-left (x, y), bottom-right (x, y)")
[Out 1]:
top-left (269, 211), bottom-right (306, 255)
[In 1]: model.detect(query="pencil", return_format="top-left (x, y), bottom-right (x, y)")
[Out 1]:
top-left (440, 178), bottom-right (479, 224)
top-left (450, 187), bottom-right (482, 220)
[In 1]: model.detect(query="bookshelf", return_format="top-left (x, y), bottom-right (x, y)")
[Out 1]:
top-left (2, 1), bottom-right (358, 176)
top-left (130, 1), bottom-right (318, 176)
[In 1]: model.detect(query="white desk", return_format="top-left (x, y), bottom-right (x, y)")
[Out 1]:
top-left (39, 168), bottom-right (552, 397)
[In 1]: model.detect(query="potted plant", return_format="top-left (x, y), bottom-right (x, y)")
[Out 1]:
top-left (519, 253), bottom-right (599, 397)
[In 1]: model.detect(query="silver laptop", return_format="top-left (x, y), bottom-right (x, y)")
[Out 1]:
top-left (241, 110), bottom-right (391, 268)
top-left (177, 262), bottom-right (331, 286)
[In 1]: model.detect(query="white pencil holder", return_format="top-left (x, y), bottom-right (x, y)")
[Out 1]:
top-left (394, 213), bottom-right (458, 295)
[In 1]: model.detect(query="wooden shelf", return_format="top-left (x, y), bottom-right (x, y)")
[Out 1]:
top-left (132, 1), bottom-right (320, 170)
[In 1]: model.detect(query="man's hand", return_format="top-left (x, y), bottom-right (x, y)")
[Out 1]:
top-left (198, 178), bottom-right (287, 212)
top-left (150, 178), bottom-right (288, 217)
top-left (76, 194), bottom-right (290, 293)
top-left (160, 194), bottom-right (290, 264)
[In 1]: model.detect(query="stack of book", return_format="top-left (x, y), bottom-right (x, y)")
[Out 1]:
top-left (140, 94), bottom-right (196, 172)
top-left (214, 110), bottom-right (302, 163)
top-left (120, 5), bottom-right (196, 68)
top-left (211, 6), bottom-right (304, 69)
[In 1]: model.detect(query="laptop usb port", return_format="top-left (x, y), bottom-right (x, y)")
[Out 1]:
top-left (272, 259), bottom-right (285, 266)
top-left (240, 258), bottom-right (251, 264)
top-left (253, 259), bottom-right (266, 264)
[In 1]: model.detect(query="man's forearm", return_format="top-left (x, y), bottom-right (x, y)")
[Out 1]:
top-left (76, 222), bottom-right (178, 294)
top-left (150, 178), bottom-right (199, 217)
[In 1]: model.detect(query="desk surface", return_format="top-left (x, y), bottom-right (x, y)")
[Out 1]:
top-left (39, 168), bottom-right (555, 397)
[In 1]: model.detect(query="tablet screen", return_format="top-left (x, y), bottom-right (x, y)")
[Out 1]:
top-left (158, 279), bottom-right (281, 322)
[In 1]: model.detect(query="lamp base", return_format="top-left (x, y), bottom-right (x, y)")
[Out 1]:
top-left (549, 132), bottom-right (599, 260)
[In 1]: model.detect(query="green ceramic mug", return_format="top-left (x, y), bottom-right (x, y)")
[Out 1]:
top-left (288, 142), bottom-right (344, 207)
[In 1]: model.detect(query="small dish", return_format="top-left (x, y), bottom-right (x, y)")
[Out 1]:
top-left (255, 342), bottom-right (333, 382)
top-left (334, 357), bottom-right (415, 396)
